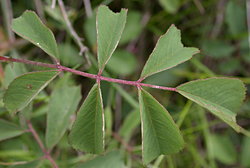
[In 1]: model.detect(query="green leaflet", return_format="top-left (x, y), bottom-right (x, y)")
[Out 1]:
top-left (58, 43), bottom-right (84, 67)
top-left (97, 5), bottom-right (127, 72)
top-left (119, 110), bottom-right (140, 142)
top-left (177, 78), bottom-right (248, 133)
top-left (3, 62), bottom-right (27, 88)
top-left (119, 11), bottom-right (143, 45)
top-left (76, 151), bottom-right (125, 168)
top-left (46, 85), bottom-right (81, 149)
top-left (208, 134), bottom-right (237, 165)
top-left (83, 13), bottom-right (97, 47)
top-left (69, 84), bottom-right (104, 154)
top-left (158, 0), bottom-right (180, 13)
top-left (3, 71), bottom-right (59, 113)
top-left (140, 25), bottom-right (199, 80)
top-left (104, 107), bottom-right (113, 136)
top-left (139, 88), bottom-right (184, 164)
top-left (240, 137), bottom-right (250, 167)
top-left (12, 11), bottom-right (59, 59)
top-left (0, 119), bottom-right (25, 141)
top-left (106, 49), bottom-right (137, 76)
top-left (225, 0), bottom-right (246, 37)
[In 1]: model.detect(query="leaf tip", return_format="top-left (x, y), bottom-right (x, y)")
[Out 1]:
top-left (170, 24), bottom-right (176, 28)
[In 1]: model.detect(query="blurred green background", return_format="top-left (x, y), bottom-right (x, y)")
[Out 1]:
top-left (0, 0), bottom-right (250, 167)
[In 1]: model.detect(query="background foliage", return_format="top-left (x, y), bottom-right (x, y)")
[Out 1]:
top-left (0, 0), bottom-right (250, 167)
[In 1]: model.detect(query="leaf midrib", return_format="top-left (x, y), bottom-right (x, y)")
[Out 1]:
top-left (142, 92), bottom-right (161, 155)
top-left (100, 13), bottom-right (123, 71)
top-left (178, 89), bottom-right (236, 120)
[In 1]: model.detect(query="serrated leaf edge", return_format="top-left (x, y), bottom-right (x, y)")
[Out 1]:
top-left (68, 83), bottom-right (105, 154)
top-left (96, 5), bottom-right (128, 72)
top-left (138, 88), bottom-right (184, 164)
top-left (12, 10), bottom-right (59, 60)
top-left (140, 24), bottom-right (200, 81)
top-left (177, 77), bottom-right (247, 132)
top-left (3, 70), bottom-right (60, 113)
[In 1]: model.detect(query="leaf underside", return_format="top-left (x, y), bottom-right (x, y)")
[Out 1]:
top-left (139, 88), bottom-right (184, 164)
top-left (4, 70), bottom-right (59, 113)
top-left (97, 5), bottom-right (127, 72)
top-left (140, 25), bottom-right (199, 80)
top-left (12, 11), bottom-right (59, 59)
top-left (69, 84), bottom-right (104, 154)
top-left (177, 78), bottom-right (247, 133)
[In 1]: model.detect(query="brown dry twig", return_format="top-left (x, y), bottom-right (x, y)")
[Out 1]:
top-left (57, 0), bottom-right (90, 65)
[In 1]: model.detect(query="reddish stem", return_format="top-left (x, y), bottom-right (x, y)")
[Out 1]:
top-left (112, 132), bottom-right (133, 152)
top-left (27, 120), bottom-right (46, 153)
top-left (27, 120), bottom-right (58, 168)
top-left (0, 56), bottom-right (177, 92)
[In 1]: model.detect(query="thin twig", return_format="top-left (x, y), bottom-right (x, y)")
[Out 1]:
top-left (45, 155), bottom-right (59, 168)
top-left (83, 0), bottom-right (93, 18)
top-left (0, 161), bottom-right (28, 166)
top-left (34, 0), bottom-right (45, 21)
top-left (211, 0), bottom-right (227, 38)
top-left (27, 120), bottom-right (47, 153)
top-left (112, 132), bottom-right (133, 152)
top-left (57, 0), bottom-right (90, 64)
top-left (115, 93), bottom-right (122, 131)
top-left (0, 39), bottom-right (28, 51)
top-left (0, 56), bottom-right (177, 92)
top-left (1, 0), bottom-right (15, 42)
top-left (26, 120), bottom-right (58, 168)
top-left (193, 0), bottom-right (205, 14)
top-left (51, 0), bottom-right (56, 9)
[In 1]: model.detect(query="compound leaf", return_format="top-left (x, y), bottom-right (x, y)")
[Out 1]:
top-left (4, 71), bottom-right (59, 113)
top-left (97, 5), bottom-right (127, 72)
top-left (0, 119), bottom-right (25, 141)
top-left (140, 25), bottom-right (199, 80)
top-left (177, 78), bottom-right (247, 133)
top-left (69, 84), bottom-right (104, 154)
top-left (46, 85), bottom-right (81, 149)
top-left (12, 11), bottom-right (59, 59)
top-left (139, 88), bottom-right (184, 164)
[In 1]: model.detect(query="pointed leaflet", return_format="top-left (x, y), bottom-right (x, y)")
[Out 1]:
top-left (0, 119), bottom-right (25, 141)
top-left (4, 71), bottom-right (59, 113)
top-left (140, 25), bottom-right (199, 80)
top-left (69, 84), bottom-right (104, 154)
top-left (139, 88), bottom-right (184, 164)
top-left (97, 5), bottom-right (127, 71)
top-left (46, 85), bottom-right (81, 149)
top-left (12, 11), bottom-right (59, 59)
top-left (177, 78), bottom-right (247, 133)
